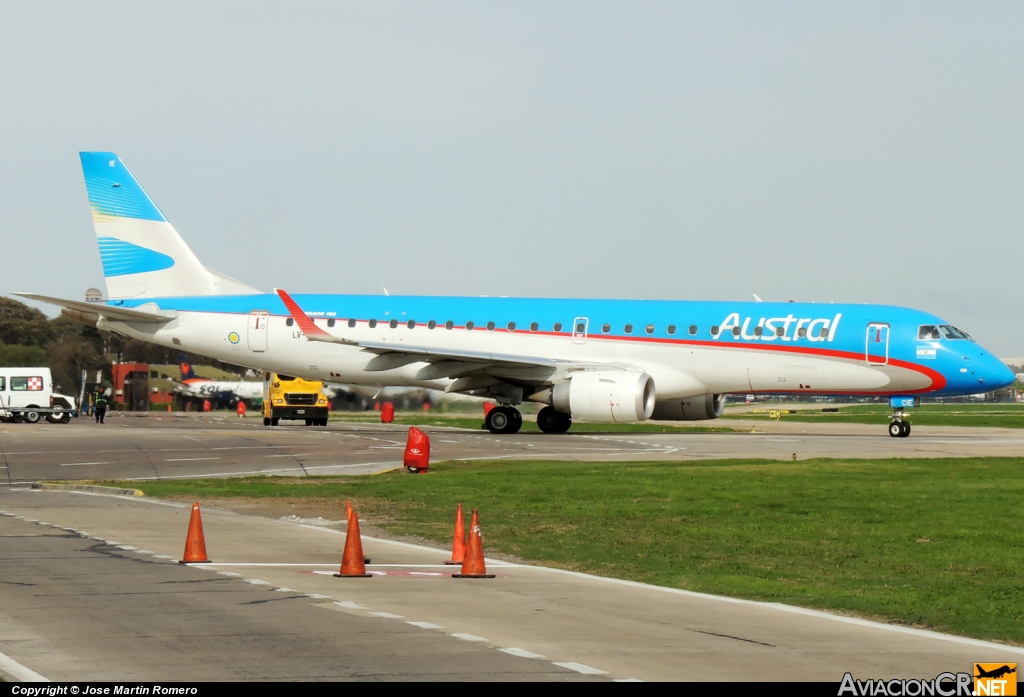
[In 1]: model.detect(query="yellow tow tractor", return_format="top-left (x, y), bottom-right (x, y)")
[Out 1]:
top-left (262, 372), bottom-right (330, 426)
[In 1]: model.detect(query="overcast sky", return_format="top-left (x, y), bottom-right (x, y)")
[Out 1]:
top-left (2, 2), bottom-right (1022, 356)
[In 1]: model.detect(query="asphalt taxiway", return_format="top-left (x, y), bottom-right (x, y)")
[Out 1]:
top-left (2, 413), bottom-right (1023, 484)
top-left (0, 487), bottom-right (1020, 682)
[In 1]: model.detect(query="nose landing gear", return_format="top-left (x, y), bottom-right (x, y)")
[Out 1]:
top-left (888, 409), bottom-right (911, 438)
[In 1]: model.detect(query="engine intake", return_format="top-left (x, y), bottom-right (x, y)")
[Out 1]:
top-left (650, 394), bottom-right (726, 421)
top-left (551, 371), bottom-right (656, 423)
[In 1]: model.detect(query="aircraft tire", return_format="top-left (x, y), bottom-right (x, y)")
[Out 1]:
top-left (537, 406), bottom-right (571, 434)
top-left (888, 422), bottom-right (902, 438)
top-left (900, 421), bottom-right (911, 438)
top-left (486, 406), bottom-right (521, 434)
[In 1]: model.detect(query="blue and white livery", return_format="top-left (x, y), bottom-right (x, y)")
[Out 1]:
top-left (15, 152), bottom-right (1015, 437)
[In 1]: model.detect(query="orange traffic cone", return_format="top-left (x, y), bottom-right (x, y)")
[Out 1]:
top-left (452, 509), bottom-right (495, 578)
top-left (335, 500), bottom-right (372, 578)
top-left (179, 502), bottom-right (210, 563)
top-left (443, 502), bottom-right (466, 565)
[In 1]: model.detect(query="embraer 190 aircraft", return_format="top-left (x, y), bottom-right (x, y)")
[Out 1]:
top-left (17, 153), bottom-right (1015, 437)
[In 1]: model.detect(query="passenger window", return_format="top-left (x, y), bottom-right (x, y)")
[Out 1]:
top-left (711, 326), bottom-right (720, 336)
top-left (918, 325), bottom-right (941, 340)
top-left (776, 327), bottom-right (784, 337)
top-left (731, 326), bottom-right (740, 337)
top-left (428, 320), bottom-right (436, 329)
top-left (646, 325), bottom-right (655, 335)
top-left (347, 319), bottom-right (356, 328)
top-left (819, 327), bottom-right (828, 338)
top-left (553, 322), bottom-right (562, 332)
top-left (327, 319), bottom-right (335, 328)
top-left (368, 319), bottom-right (377, 328)
top-left (576, 322), bottom-right (586, 333)
top-left (0, 377), bottom-right (5, 391)
top-left (486, 321), bottom-right (495, 331)
top-left (688, 325), bottom-right (697, 335)
top-left (466, 321), bottom-right (475, 330)
top-left (11, 376), bottom-right (41, 391)
top-left (407, 320), bottom-right (416, 329)
top-left (667, 325), bottom-right (676, 335)
top-left (507, 322), bottom-right (515, 331)
top-left (286, 318), bottom-right (294, 327)
top-left (754, 326), bottom-right (763, 336)
top-left (601, 323), bottom-right (610, 333)
top-left (445, 320), bottom-right (454, 330)
top-left (624, 324), bottom-right (633, 334)
top-left (530, 322), bottom-right (538, 332)
top-left (389, 319), bottom-right (398, 329)
top-left (798, 327), bottom-right (807, 338)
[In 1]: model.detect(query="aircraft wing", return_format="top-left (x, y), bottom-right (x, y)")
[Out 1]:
top-left (13, 293), bottom-right (178, 324)
top-left (275, 289), bottom-right (561, 377)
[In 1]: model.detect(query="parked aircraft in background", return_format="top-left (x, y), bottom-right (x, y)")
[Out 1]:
top-left (16, 152), bottom-right (1015, 436)
top-left (173, 354), bottom-right (262, 404)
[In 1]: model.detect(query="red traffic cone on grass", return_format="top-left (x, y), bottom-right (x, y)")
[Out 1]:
top-left (443, 502), bottom-right (466, 565)
top-left (452, 509), bottom-right (495, 579)
top-left (335, 501), bottom-right (372, 578)
top-left (179, 502), bottom-right (210, 563)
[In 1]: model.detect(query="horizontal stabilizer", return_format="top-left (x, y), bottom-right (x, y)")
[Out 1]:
top-left (12, 293), bottom-right (178, 324)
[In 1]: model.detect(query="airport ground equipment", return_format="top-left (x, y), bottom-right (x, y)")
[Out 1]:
top-left (0, 367), bottom-right (77, 423)
top-left (404, 427), bottom-right (430, 473)
top-left (262, 372), bottom-right (329, 426)
top-left (381, 401), bottom-right (394, 423)
top-left (25, 151), bottom-right (1018, 440)
top-left (335, 501), bottom-right (372, 578)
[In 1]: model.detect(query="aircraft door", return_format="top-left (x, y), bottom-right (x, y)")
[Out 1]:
top-left (865, 323), bottom-right (889, 365)
top-left (572, 317), bottom-right (589, 345)
top-left (248, 311), bottom-right (269, 352)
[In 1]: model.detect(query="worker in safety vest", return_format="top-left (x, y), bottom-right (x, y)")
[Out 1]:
top-left (94, 391), bottom-right (108, 424)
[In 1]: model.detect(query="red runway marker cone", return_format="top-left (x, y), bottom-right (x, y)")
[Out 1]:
top-left (179, 502), bottom-right (210, 563)
top-left (381, 401), bottom-right (395, 424)
top-left (404, 427), bottom-right (430, 473)
top-left (452, 509), bottom-right (495, 579)
top-left (443, 502), bottom-right (466, 565)
top-left (335, 501), bottom-right (372, 578)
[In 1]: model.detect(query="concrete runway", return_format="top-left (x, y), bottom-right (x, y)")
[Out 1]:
top-left (2, 413), bottom-right (1024, 484)
top-left (0, 487), bottom-right (1020, 682)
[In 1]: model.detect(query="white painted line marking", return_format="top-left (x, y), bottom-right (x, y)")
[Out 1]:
top-left (613, 678), bottom-right (644, 682)
top-left (60, 461), bottom-right (112, 467)
top-left (217, 571), bottom-right (241, 577)
top-left (369, 612), bottom-right (403, 619)
top-left (117, 546), bottom-right (137, 551)
top-left (450, 633), bottom-right (487, 642)
top-left (498, 647), bottom-right (545, 659)
top-left (408, 571), bottom-right (444, 576)
top-left (273, 587), bottom-right (299, 593)
top-left (305, 594), bottom-right (332, 600)
top-left (135, 550), bottom-right (154, 555)
top-left (153, 554), bottom-right (175, 560)
top-left (334, 601), bottom-right (365, 610)
top-left (104, 540), bottom-right (120, 545)
top-left (553, 661), bottom-right (607, 675)
top-left (165, 457), bottom-right (222, 462)
top-left (244, 579), bottom-right (271, 585)
top-left (0, 648), bottom-right (49, 682)
top-left (406, 621), bottom-right (443, 629)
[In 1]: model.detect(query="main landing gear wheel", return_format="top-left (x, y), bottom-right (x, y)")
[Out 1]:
top-left (889, 421), bottom-right (911, 438)
top-left (486, 406), bottom-right (522, 434)
top-left (536, 406), bottom-right (572, 434)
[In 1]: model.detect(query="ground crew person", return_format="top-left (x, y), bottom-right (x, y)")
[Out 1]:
top-left (94, 390), bottom-right (108, 424)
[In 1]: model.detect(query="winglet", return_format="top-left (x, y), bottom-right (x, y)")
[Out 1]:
top-left (274, 288), bottom-right (331, 337)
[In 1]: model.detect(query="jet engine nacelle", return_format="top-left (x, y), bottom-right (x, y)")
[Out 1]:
top-left (551, 370), bottom-right (656, 423)
top-left (650, 393), bottom-right (726, 421)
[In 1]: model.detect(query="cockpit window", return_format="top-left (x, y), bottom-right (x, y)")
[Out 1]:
top-left (918, 325), bottom-right (941, 340)
top-left (939, 325), bottom-right (972, 340)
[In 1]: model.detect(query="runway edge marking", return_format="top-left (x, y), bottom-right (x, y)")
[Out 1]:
top-left (0, 649), bottom-right (49, 682)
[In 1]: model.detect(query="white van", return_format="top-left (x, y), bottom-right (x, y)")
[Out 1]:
top-left (0, 367), bottom-right (74, 424)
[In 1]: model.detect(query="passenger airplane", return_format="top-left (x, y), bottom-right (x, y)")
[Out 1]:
top-left (16, 152), bottom-right (1015, 437)
top-left (174, 354), bottom-right (263, 404)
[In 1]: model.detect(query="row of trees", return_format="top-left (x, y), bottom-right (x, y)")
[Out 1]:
top-left (0, 297), bottom-right (246, 395)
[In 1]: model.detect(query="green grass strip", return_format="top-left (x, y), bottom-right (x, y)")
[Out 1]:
top-left (119, 456), bottom-right (1024, 645)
